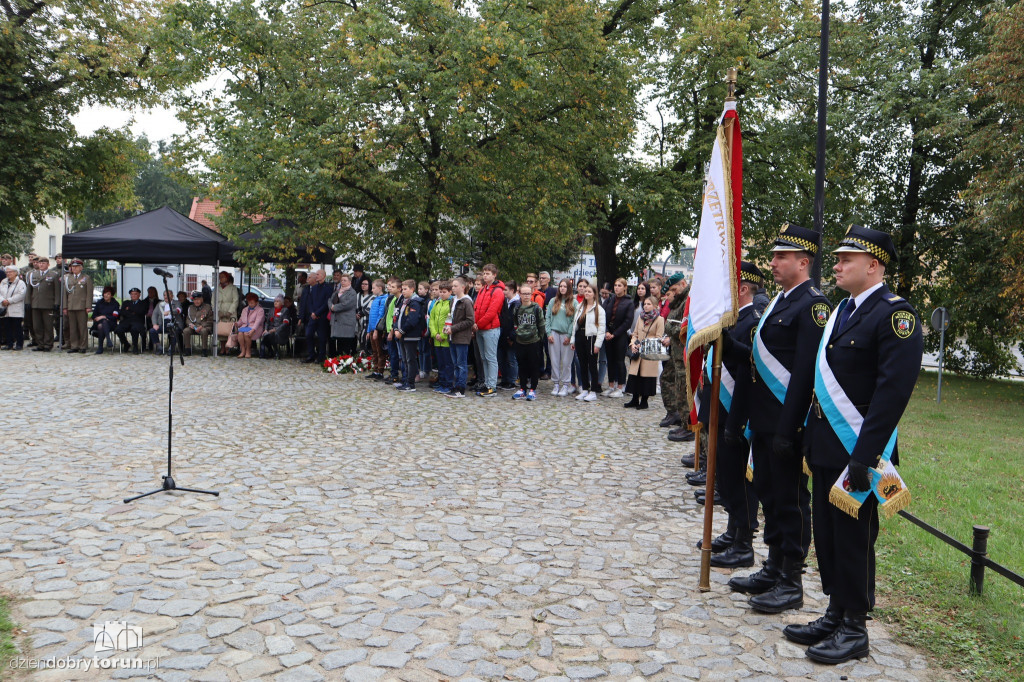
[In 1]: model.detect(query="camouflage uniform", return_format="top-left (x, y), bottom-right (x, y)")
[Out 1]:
top-left (660, 288), bottom-right (689, 414)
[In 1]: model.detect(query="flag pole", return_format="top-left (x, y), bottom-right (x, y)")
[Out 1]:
top-left (698, 68), bottom-right (738, 592)
top-left (698, 336), bottom-right (724, 591)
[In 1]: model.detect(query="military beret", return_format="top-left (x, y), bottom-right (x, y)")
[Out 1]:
top-left (191, 291), bottom-right (203, 298)
top-left (772, 222), bottom-right (821, 256)
top-left (833, 224), bottom-right (898, 266)
top-left (666, 272), bottom-right (686, 286)
top-left (129, 287), bottom-right (141, 294)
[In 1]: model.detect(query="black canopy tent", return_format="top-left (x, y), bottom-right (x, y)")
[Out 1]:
top-left (62, 206), bottom-right (230, 265)
top-left (61, 206), bottom-right (333, 357)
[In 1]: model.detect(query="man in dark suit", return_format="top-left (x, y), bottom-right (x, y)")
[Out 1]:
top-left (700, 261), bottom-right (767, 569)
top-left (728, 223), bottom-right (832, 615)
top-left (784, 225), bottom-right (923, 664)
top-left (302, 270), bottom-right (331, 364)
top-left (116, 287), bottom-right (149, 354)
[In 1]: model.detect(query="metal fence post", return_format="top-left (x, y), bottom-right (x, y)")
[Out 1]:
top-left (970, 525), bottom-right (990, 596)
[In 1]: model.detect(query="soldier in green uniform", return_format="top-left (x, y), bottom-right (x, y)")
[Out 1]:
top-left (27, 256), bottom-right (60, 351)
top-left (658, 274), bottom-right (685, 428)
top-left (667, 277), bottom-right (695, 445)
top-left (62, 258), bottom-right (93, 353)
top-left (21, 254), bottom-right (37, 346)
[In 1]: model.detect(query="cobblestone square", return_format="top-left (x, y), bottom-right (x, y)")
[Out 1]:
top-left (0, 352), bottom-right (942, 681)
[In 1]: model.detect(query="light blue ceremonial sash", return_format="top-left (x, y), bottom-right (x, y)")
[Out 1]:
top-left (752, 293), bottom-right (790, 405)
top-left (706, 351), bottom-right (734, 413)
top-left (815, 298), bottom-right (910, 518)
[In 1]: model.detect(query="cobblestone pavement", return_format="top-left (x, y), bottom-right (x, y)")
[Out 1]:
top-left (1, 352), bottom-right (945, 681)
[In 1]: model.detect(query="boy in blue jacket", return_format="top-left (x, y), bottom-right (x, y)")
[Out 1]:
top-left (394, 279), bottom-right (426, 391)
top-left (365, 279), bottom-right (389, 380)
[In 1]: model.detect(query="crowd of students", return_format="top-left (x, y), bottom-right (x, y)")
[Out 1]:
top-left (331, 264), bottom-right (679, 404)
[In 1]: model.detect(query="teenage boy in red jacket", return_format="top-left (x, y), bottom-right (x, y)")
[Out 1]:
top-left (472, 263), bottom-right (505, 397)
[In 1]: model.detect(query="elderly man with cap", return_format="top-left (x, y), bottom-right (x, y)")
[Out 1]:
top-left (182, 291), bottom-right (214, 356)
top-left (782, 225), bottom-right (922, 664)
top-left (61, 259), bottom-right (93, 353)
top-left (26, 256), bottom-right (60, 351)
top-left (116, 287), bottom-right (148, 354)
top-left (350, 263), bottom-right (367, 294)
top-left (728, 223), bottom-right (832, 615)
top-left (1, 264), bottom-right (27, 350)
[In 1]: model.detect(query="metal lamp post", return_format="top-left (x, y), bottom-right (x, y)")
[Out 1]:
top-left (811, 0), bottom-right (830, 287)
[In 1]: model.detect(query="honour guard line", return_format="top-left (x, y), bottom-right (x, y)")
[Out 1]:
top-left (687, 71), bottom-right (923, 666)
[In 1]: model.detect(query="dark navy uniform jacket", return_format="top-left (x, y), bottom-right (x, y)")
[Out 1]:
top-left (119, 299), bottom-right (149, 328)
top-left (698, 303), bottom-right (760, 433)
top-left (746, 279), bottom-right (831, 439)
top-left (806, 284), bottom-right (923, 470)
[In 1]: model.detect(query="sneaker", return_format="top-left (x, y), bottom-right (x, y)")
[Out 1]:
top-left (557, 384), bottom-right (569, 397)
top-left (476, 387), bottom-right (496, 397)
top-left (398, 384), bottom-right (416, 392)
top-left (575, 390), bottom-right (588, 401)
top-left (584, 391), bottom-right (597, 402)
top-left (609, 388), bottom-right (624, 398)
top-left (512, 390), bottom-right (526, 400)
top-left (575, 385), bottom-right (584, 394)
top-left (551, 385), bottom-right (561, 396)
top-left (601, 387), bottom-right (614, 397)
top-left (527, 390), bottom-right (537, 401)
top-left (498, 381), bottom-right (516, 391)
top-left (434, 386), bottom-right (451, 394)
top-left (446, 390), bottom-right (465, 399)
top-left (394, 381), bottom-right (406, 388)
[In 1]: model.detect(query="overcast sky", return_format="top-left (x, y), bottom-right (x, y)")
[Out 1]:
top-left (71, 104), bottom-right (187, 142)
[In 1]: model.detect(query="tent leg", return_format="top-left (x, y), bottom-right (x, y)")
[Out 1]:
top-left (213, 260), bottom-right (219, 359)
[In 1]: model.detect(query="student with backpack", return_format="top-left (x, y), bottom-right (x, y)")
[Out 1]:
top-left (512, 283), bottom-right (547, 401)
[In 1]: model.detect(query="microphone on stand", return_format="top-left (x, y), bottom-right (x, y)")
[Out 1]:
top-left (153, 267), bottom-right (174, 278)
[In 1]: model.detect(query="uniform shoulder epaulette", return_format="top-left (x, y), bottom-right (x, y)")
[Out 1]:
top-left (885, 295), bottom-right (904, 305)
top-left (753, 309), bottom-right (762, 320)
top-left (809, 287), bottom-right (824, 298)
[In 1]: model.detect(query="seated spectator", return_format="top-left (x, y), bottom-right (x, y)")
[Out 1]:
top-left (90, 286), bottom-right (119, 354)
top-left (143, 286), bottom-right (160, 351)
top-left (149, 290), bottom-right (182, 355)
top-left (183, 291), bottom-right (214, 356)
top-left (116, 287), bottom-right (148, 354)
top-left (1, 264), bottom-right (27, 350)
top-left (236, 292), bottom-right (265, 358)
top-left (261, 295), bottom-right (293, 359)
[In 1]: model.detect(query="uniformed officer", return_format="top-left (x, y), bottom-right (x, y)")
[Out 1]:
top-left (27, 256), bottom-right (60, 351)
top-left (658, 274), bottom-right (685, 429)
top-left (183, 291), bottom-right (214, 356)
top-left (116, 287), bottom-right (148, 353)
top-left (62, 259), bottom-right (93, 353)
top-left (728, 223), bottom-right (832, 614)
top-left (698, 261), bottom-right (768, 568)
top-left (665, 274), bottom-right (696, 445)
top-left (784, 225), bottom-right (923, 664)
top-left (21, 254), bottom-right (37, 345)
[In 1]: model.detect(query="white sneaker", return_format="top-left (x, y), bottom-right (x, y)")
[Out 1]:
top-left (557, 384), bottom-right (569, 397)
top-left (584, 391), bottom-right (597, 402)
top-left (575, 385), bottom-right (584, 394)
top-left (609, 388), bottom-right (624, 398)
top-left (600, 387), bottom-right (614, 397)
top-left (551, 385), bottom-right (560, 396)
top-left (575, 390), bottom-right (588, 401)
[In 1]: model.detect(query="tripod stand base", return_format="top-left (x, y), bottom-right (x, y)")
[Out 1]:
top-left (124, 475), bottom-right (220, 504)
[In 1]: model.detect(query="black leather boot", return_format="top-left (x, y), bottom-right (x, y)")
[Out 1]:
top-left (686, 469), bottom-right (707, 486)
top-left (711, 526), bottom-right (755, 568)
top-left (696, 520), bottom-right (735, 552)
top-left (668, 427), bottom-right (695, 442)
top-left (784, 605), bottom-right (843, 645)
top-left (729, 546), bottom-right (781, 594)
top-left (681, 452), bottom-right (696, 467)
top-left (694, 488), bottom-right (722, 506)
top-left (806, 613), bottom-right (870, 664)
top-left (660, 411), bottom-right (682, 427)
top-left (749, 556), bottom-right (804, 613)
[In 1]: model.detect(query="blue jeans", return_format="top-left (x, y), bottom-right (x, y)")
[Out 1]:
top-left (498, 340), bottom-right (518, 386)
top-left (388, 335), bottom-right (402, 379)
top-left (435, 344), bottom-right (453, 388)
top-left (418, 336), bottom-right (432, 375)
top-left (400, 340), bottom-right (419, 386)
top-left (598, 344), bottom-right (608, 384)
top-left (450, 343), bottom-right (469, 391)
top-left (477, 327), bottom-right (500, 389)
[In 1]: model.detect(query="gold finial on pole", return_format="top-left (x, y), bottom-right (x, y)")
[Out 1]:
top-left (726, 67), bottom-right (738, 102)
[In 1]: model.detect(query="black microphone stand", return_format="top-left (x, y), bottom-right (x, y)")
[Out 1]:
top-left (125, 273), bottom-right (219, 503)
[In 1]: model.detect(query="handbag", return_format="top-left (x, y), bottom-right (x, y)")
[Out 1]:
top-left (216, 320), bottom-right (234, 338)
top-left (225, 324), bottom-right (239, 349)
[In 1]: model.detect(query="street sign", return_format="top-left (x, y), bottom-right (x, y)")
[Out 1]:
top-left (931, 307), bottom-right (950, 332)
top-left (930, 307), bottom-right (951, 404)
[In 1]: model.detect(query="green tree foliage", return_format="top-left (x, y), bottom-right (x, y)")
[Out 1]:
top-left (158, 0), bottom-right (637, 280)
top-left (0, 0), bottom-right (155, 250)
top-left (70, 138), bottom-right (202, 231)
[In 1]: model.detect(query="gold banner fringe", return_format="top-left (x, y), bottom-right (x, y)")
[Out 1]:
top-left (745, 465), bottom-right (754, 482)
top-left (829, 487), bottom-right (862, 519)
top-left (880, 489), bottom-right (911, 519)
top-left (802, 457), bottom-right (811, 477)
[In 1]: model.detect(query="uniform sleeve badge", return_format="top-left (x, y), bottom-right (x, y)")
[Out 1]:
top-left (892, 311), bottom-right (915, 338)
top-left (811, 302), bottom-right (830, 328)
